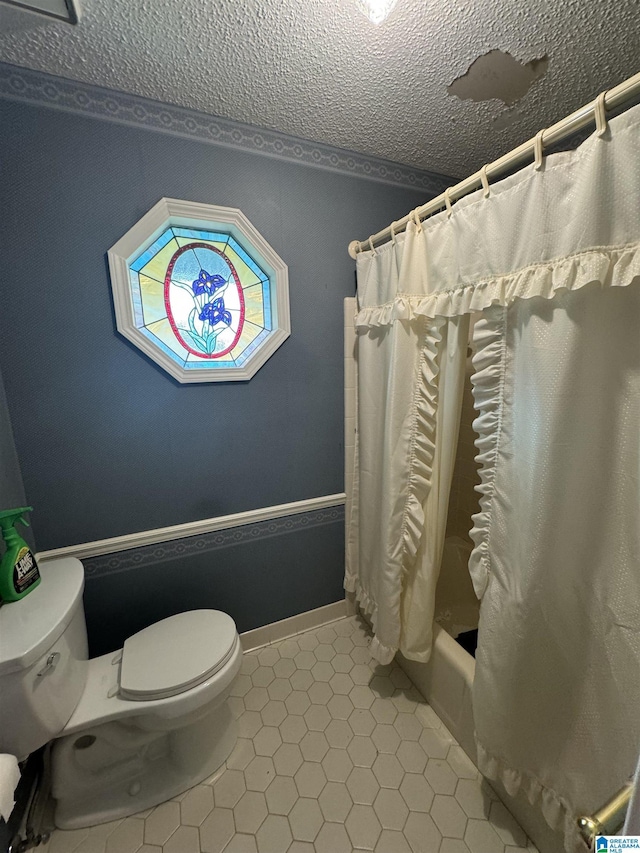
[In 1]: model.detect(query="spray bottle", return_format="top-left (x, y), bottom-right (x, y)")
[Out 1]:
top-left (0, 507), bottom-right (40, 602)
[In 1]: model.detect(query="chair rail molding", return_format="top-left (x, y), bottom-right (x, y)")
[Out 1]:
top-left (37, 493), bottom-right (346, 562)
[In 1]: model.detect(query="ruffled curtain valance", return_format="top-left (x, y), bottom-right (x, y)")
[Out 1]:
top-left (354, 102), bottom-right (640, 328)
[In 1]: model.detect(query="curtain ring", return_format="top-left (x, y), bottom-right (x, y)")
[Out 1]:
top-left (412, 208), bottom-right (423, 232)
top-left (368, 236), bottom-right (377, 255)
top-left (390, 221), bottom-right (398, 244)
top-left (444, 188), bottom-right (453, 218)
top-left (533, 129), bottom-right (545, 171)
top-left (595, 91), bottom-right (608, 137)
top-left (480, 165), bottom-right (490, 198)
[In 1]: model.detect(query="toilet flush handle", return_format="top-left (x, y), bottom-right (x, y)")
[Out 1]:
top-left (37, 652), bottom-right (60, 678)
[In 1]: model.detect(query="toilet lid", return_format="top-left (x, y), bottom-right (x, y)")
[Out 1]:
top-left (119, 610), bottom-right (238, 701)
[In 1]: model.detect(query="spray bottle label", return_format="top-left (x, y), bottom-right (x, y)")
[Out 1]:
top-left (13, 546), bottom-right (40, 594)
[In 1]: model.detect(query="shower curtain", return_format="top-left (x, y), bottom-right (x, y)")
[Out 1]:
top-left (346, 102), bottom-right (640, 850)
top-left (344, 230), bottom-right (469, 664)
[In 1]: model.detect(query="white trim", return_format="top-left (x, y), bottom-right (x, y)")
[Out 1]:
top-left (107, 198), bottom-right (290, 383)
top-left (239, 600), bottom-right (349, 651)
top-left (36, 493), bottom-right (346, 562)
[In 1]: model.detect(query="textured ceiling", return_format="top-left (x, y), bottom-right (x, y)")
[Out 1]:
top-left (0, 0), bottom-right (638, 178)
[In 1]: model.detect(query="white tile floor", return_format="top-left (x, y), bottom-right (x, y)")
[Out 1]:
top-left (40, 616), bottom-right (538, 853)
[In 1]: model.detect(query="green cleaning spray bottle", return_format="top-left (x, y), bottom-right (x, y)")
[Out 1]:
top-left (0, 506), bottom-right (41, 602)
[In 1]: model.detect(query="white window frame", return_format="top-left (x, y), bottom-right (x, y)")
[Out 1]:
top-left (108, 198), bottom-right (290, 382)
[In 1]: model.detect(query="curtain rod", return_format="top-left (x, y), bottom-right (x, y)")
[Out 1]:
top-left (348, 70), bottom-right (640, 259)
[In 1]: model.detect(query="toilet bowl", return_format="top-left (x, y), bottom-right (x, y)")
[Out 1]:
top-left (0, 557), bottom-right (243, 829)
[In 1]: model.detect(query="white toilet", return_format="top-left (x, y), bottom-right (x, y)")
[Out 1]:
top-left (0, 556), bottom-right (243, 829)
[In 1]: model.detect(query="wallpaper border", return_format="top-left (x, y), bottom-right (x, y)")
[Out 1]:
top-left (37, 493), bottom-right (346, 562)
top-left (0, 62), bottom-right (455, 192)
top-left (82, 505), bottom-right (344, 579)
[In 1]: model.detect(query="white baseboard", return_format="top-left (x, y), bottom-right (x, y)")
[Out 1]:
top-left (240, 599), bottom-right (349, 651)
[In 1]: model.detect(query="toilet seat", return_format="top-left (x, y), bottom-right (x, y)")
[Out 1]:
top-left (119, 610), bottom-right (238, 701)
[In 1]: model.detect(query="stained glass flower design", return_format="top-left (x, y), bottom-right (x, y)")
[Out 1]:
top-left (199, 297), bottom-right (232, 328)
top-left (109, 200), bottom-right (289, 383)
top-left (192, 270), bottom-right (227, 296)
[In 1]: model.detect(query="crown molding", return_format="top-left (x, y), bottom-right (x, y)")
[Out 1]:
top-left (0, 61), bottom-right (455, 192)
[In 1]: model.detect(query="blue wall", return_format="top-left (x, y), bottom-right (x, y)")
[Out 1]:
top-left (0, 77), bottom-right (450, 653)
top-left (0, 365), bottom-right (32, 546)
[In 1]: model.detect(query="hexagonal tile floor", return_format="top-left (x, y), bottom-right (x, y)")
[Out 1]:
top-left (39, 615), bottom-right (538, 853)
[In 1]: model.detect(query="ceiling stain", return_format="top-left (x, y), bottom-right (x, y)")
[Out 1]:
top-left (448, 50), bottom-right (549, 107)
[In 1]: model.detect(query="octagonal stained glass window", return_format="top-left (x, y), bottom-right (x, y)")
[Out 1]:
top-left (108, 199), bottom-right (290, 382)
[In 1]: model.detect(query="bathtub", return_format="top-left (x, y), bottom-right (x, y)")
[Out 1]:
top-left (399, 536), bottom-right (478, 761)
top-left (397, 535), bottom-right (566, 853)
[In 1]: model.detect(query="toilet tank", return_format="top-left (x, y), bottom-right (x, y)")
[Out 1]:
top-left (0, 557), bottom-right (88, 760)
